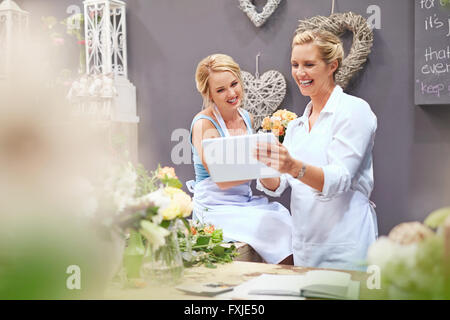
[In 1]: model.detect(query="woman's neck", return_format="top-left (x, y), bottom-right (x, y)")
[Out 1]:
top-left (310, 83), bottom-right (336, 115)
top-left (214, 105), bottom-right (240, 122)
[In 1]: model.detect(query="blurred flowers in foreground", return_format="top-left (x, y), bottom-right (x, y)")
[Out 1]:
top-left (367, 207), bottom-right (450, 299)
top-left (0, 33), bottom-right (143, 298)
top-left (0, 47), bottom-right (120, 298)
top-left (97, 163), bottom-right (193, 251)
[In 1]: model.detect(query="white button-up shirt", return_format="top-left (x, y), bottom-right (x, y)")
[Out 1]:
top-left (257, 85), bottom-right (378, 271)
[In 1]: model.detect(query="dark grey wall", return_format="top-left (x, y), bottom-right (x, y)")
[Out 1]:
top-left (21, 0), bottom-right (450, 236)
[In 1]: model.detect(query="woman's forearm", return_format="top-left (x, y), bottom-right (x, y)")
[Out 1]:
top-left (259, 177), bottom-right (281, 191)
top-left (287, 159), bottom-right (324, 192)
top-left (216, 179), bottom-right (249, 190)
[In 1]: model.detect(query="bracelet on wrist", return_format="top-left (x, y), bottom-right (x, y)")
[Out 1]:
top-left (295, 163), bottom-right (307, 179)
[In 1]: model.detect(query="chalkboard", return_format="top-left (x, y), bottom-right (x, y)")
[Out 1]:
top-left (415, 0), bottom-right (450, 105)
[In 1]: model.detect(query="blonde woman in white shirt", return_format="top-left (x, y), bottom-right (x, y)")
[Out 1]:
top-left (255, 30), bottom-right (378, 271)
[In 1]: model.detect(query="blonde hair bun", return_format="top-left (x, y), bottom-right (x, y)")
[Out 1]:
top-left (292, 29), bottom-right (344, 79)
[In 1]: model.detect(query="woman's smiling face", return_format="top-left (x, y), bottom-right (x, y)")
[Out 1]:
top-left (208, 71), bottom-right (243, 111)
top-left (291, 42), bottom-right (337, 98)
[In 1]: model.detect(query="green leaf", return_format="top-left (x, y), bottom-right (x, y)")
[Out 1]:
top-left (424, 207), bottom-right (450, 228)
top-left (212, 245), bottom-right (225, 257)
top-left (181, 218), bottom-right (191, 234)
top-left (196, 235), bottom-right (211, 246)
top-left (145, 206), bottom-right (159, 218)
top-left (211, 229), bottom-right (223, 243)
top-left (205, 262), bottom-right (217, 269)
top-left (159, 220), bottom-right (171, 229)
top-left (166, 178), bottom-right (182, 189)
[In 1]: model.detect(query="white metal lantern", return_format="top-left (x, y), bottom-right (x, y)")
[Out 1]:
top-left (0, 0), bottom-right (29, 78)
top-left (82, 0), bottom-right (138, 123)
top-left (83, 0), bottom-right (127, 78)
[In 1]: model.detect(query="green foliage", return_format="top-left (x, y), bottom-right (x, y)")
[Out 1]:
top-left (61, 13), bottom-right (84, 41)
top-left (442, 0), bottom-right (450, 7)
top-left (134, 163), bottom-right (184, 198)
top-left (160, 175), bottom-right (183, 189)
top-left (134, 164), bottom-right (158, 197)
top-left (178, 223), bottom-right (238, 268)
top-left (380, 234), bottom-right (450, 299)
top-left (211, 229), bottom-right (223, 243)
top-left (424, 207), bottom-right (450, 229)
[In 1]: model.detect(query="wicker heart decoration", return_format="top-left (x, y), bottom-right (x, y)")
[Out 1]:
top-left (296, 12), bottom-right (373, 89)
top-left (241, 70), bottom-right (286, 130)
top-left (238, 0), bottom-right (282, 27)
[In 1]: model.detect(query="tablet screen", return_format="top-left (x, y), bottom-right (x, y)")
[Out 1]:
top-left (201, 133), bottom-right (280, 182)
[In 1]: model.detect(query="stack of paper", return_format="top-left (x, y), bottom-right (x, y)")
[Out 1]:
top-left (216, 270), bottom-right (359, 300)
top-left (300, 270), bottom-right (353, 299)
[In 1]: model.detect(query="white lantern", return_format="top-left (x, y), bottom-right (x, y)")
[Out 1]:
top-left (83, 0), bottom-right (127, 78)
top-left (83, 0), bottom-right (138, 123)
top-left (0, 0), bottom-right (29, 78)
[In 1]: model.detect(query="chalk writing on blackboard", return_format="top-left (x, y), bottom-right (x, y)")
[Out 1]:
top-left (415, 0), bottom-right (450, 105)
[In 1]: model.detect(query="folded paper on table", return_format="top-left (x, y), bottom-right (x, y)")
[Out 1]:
top-left (216, 270), bottom-right (359, 300)
top-left (175, 283), bottom-right (234, 297)
top-left (300, 270), bottom-right (354, 299)
top-left (217, 274), bottom-right (305, 300)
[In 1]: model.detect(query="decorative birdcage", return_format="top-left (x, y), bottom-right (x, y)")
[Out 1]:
top-left (68, 0), bottom-right (138, 123)
top-left (83, 0), bottom-right (128, 78)
top-left (0, 0), bottom-right (29, 79)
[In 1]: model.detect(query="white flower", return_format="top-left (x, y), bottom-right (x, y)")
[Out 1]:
top-left (368, 236), bottom-right (421, 292)
top-left (140, 188), bottom-right (171, 224)
top-left (395, 243), bottom-right (418, 269)
top-left (140, 220), bottom-right (170, 251)
top-left (104, 162), bottom-right (138, 214)
top-left (144, 188), bottom-right (171, 210)
top-left (367, 236), bottom-right (399, 270)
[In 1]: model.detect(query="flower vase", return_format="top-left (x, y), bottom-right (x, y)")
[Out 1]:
top-left (122, 230), bottom-right (145, 279)
top-left (91, 229), bottom-right (125, 297)
top-left (142, 226), bottom-right (184, 283)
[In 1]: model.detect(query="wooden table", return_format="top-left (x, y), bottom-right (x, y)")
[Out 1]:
top-left (105, 261), bottom-right (386, 300)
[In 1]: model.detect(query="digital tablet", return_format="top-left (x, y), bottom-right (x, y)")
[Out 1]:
top-left (201, 132), bottom-right (281, 183)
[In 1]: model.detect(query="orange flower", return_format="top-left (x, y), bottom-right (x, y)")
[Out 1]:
top-left (271, 126), bottom-right (284, 137)
top-left (273, 109), bottom-right (297, 121)
top-left (284, 111), bottom-right (297, 121)
top-left (273, 109), bottom-right (284, 118)
top-left (262, 117), bottom-right (272, 130)
top-left (157, 166), bottom-right (177, 179)
top-left (190, 226), bottom-right (197, 235)
top-left (203, 225), bottom-right (215, 234)
top-left (271, 119), bottom-right (282, 129)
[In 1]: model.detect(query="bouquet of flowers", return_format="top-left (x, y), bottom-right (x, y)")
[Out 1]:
top-left (261, 109), bottom-right (298, 143)
top-left (366, 207), bottom-right (450, 299)
top-left (178, 220), bottom-right (239, 269)
top-left (107, 163), bottom-right (192, 243)
top-left (83, 162), bottom-right (193, 281)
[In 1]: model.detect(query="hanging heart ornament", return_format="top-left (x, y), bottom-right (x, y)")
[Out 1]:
top-left (242, 70), bottom-right (286, 129)
top-left (238, 0), bottom-right (283, 27)
top-left (296, 12), bottom-right (373, 88)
